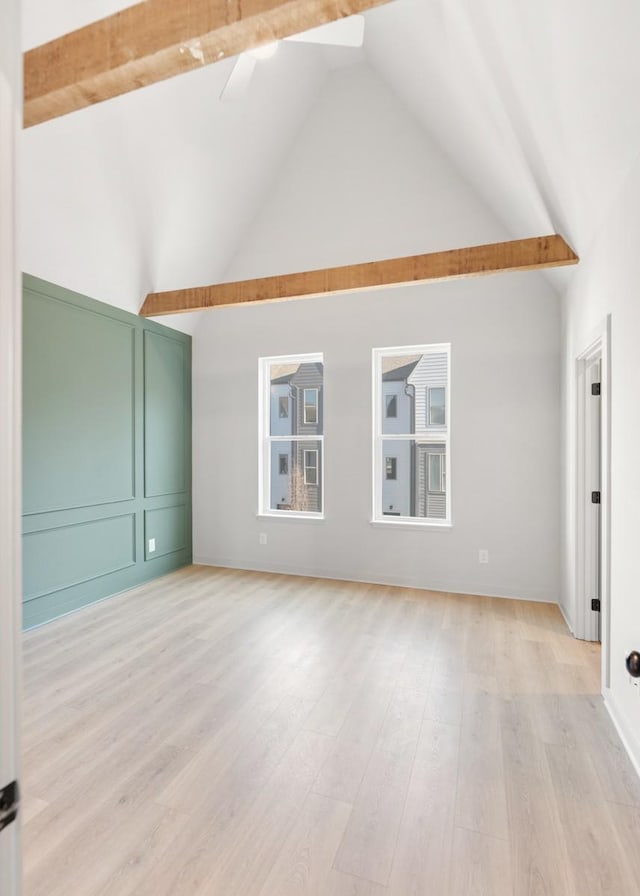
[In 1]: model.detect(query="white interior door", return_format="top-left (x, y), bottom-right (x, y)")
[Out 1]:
top-left (0, 0), bottom-right (22, 892)
top-left (586, 357), bottom-right (602, 642)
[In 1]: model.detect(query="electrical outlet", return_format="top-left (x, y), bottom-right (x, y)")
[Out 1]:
top-left (259, 533), bottom-right (267, 545)
top-left (148, 538), bottom-right (156, 553)
top-left (479, 549), bottom-right (489, 564)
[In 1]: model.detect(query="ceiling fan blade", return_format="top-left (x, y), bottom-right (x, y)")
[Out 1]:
top-left (220, 54), bottom-right (257, 102)
top-left (285, 15), bottom-right (365, 48)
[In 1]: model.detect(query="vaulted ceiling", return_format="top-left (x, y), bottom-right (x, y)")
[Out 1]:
top-left (20, 0), bottom-right (640, 331)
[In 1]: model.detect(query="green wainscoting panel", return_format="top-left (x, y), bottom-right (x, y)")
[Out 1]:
top-left (22, 275), bottom-right (192, 628)
top-left (144, 504), bottom-right (187, 560)
top-left (144, 330), bottom-right (188, 498)
top-left (23, 514), bottom-right (136, 601)
top-left (23, 292), bottom-right (136, 514)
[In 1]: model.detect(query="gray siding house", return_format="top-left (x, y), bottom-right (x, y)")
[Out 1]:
top-left (270, 362), bottom-right (323, 512)
top-left (381, 352), bottom-right (448, 519)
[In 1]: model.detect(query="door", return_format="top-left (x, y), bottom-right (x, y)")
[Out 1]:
top-left (586, 358), bottom-right (602, 642)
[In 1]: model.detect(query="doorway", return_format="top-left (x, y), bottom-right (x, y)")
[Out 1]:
top-left (575, 318), bottom-right (611, 690)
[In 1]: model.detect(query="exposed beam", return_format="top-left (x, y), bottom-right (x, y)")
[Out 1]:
top-left (24, 0), bottom-right (391, 128)
top-left (139, 234), bottom-right (579, 316)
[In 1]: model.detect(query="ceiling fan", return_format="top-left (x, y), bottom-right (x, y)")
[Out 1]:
top-left (220, 15), bottom-right (365, 102)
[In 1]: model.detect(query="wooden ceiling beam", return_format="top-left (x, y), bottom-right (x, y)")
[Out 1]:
top-left (24, 0), bottom-right (391, 128)
top-left (139, 234), bottom-right (578, 316)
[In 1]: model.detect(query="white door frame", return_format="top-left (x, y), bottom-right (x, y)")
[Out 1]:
top-left (0, 0), bottom-right (22, 892)
top-left (575, 316), bottom-right (611, 690)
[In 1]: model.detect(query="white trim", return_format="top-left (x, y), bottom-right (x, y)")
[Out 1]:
top-left (303, 387), bottom-right (318, 425)
top-left (558, 600), bottom-right (574, 635)
top-left (604, 688), bottom-right (640, 783)
top-left (427, 385), bottom-right (446, 426)
top-left (0, 11), bottom-right (22, 889)
top-left (303, 448), bottom-right (319, 485)
top-left (370, 519), bottom-right (453, 531)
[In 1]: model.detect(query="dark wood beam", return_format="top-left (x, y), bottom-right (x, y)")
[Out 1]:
top-left (24, 0), bottom-right (391, 128)
top-left (139, 234), bottom-right (578, 316)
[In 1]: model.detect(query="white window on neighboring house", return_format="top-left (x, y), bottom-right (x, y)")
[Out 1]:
top-left (428, 453), bottom-right (446, 492)
top-left (373, 343), bottom-right (451, 526)
top-left (259, 353), bottom-right (324, 517)
top-left (428, 386), bottom-right (446, 426)
top-left (304, 449), bottom-right (318, 485)
top-left (304, 388), bottom-right (318, 424)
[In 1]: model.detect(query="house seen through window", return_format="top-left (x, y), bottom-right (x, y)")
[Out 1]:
top-left (260, 353), bottom-right (324, 516)
top-left (373, 344), bottom-right (451, 525)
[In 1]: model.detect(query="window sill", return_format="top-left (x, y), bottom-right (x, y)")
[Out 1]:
top-left (370, 519), bottom-right (453, 531)
top-left (256, 512), bottom-right (325, 523)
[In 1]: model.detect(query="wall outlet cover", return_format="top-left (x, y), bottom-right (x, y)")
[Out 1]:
top-left (148, 538), bottom-right (156, 553)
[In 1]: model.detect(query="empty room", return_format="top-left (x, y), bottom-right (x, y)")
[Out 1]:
top-left (2, 0), bottom-right (640, 894)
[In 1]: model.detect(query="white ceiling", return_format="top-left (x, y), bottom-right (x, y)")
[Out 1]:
top-left (20, 0), bottom-right (640, 327)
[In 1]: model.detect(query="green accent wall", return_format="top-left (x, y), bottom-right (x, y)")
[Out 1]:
top-left (22, 275), bottom-right (192, 628)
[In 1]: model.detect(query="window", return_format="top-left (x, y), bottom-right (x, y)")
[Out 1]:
top-left (428, 387), bottom-right (446, 425)
top-left (304, 388), bottom-right (318, 424)
top-left (304, 450), bottom-right (318, 485)
top-left (385, 394), bottom-right (398, 418)
top-left (259, 353), bottom-right (323, 516)
top-left (373, 344), bottom-right (451, 525)
top-left (428, 453), bottom-right (446, 492)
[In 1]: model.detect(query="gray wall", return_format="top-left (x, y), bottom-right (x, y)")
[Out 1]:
top-left (192, 273), bottom-right (561, 602)
top-left (22, 275), bottom-right (192, 627)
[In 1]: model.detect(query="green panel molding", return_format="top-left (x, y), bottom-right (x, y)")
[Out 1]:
top-left (144, 504), bottom-right (187, 560)
top-left (22, 275), bottom-right (192, 628)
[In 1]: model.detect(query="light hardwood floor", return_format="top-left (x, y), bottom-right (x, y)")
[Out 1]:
top-left (21, 566), bottom-right (640, 895)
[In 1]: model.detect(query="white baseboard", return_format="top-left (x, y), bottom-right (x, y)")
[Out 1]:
top-left (604, 688), bottom-right (640, 782)
top-left (558, 601), bottom-right (574, 634)
top-left (192, 555), bottom-right (557, 604)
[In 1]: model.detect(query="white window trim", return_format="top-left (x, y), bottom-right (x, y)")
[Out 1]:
top-left (303, 448), bottom-right (319, 485)
top-left (372, 343), bottom-right (451, 526)
top-left (258, 353), bottom-right (324, 519)
top-left (303, 388), bottom-right (319, 425)
top-left (427, 385), bottom-right (446, 426)
top-left (428, 452), bottom-right (446, 493)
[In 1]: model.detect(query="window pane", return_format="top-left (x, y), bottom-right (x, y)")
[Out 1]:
top-left (304, 389), bottom-right (318, 425)
top-left (381, 439), bottom-right (447, 519)
top-left (428, 387), bottom-right (446, 425)
top-left (380, 351), bottom-right (448, 435)
top-left (428, 453), bottom-right (441, 491)
top-left (269, 440), bottom-right (322, 513)
top-left (385, 456), bottom-right (397, 480)
top-left (269, 361), bottom-right (323, 436)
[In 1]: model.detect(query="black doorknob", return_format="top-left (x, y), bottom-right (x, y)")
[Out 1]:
top-left (626, 651), bottom-right (640, 678)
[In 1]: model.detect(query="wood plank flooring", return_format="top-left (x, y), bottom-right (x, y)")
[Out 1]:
top-left (21, 565), bottom-right (640, 895)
